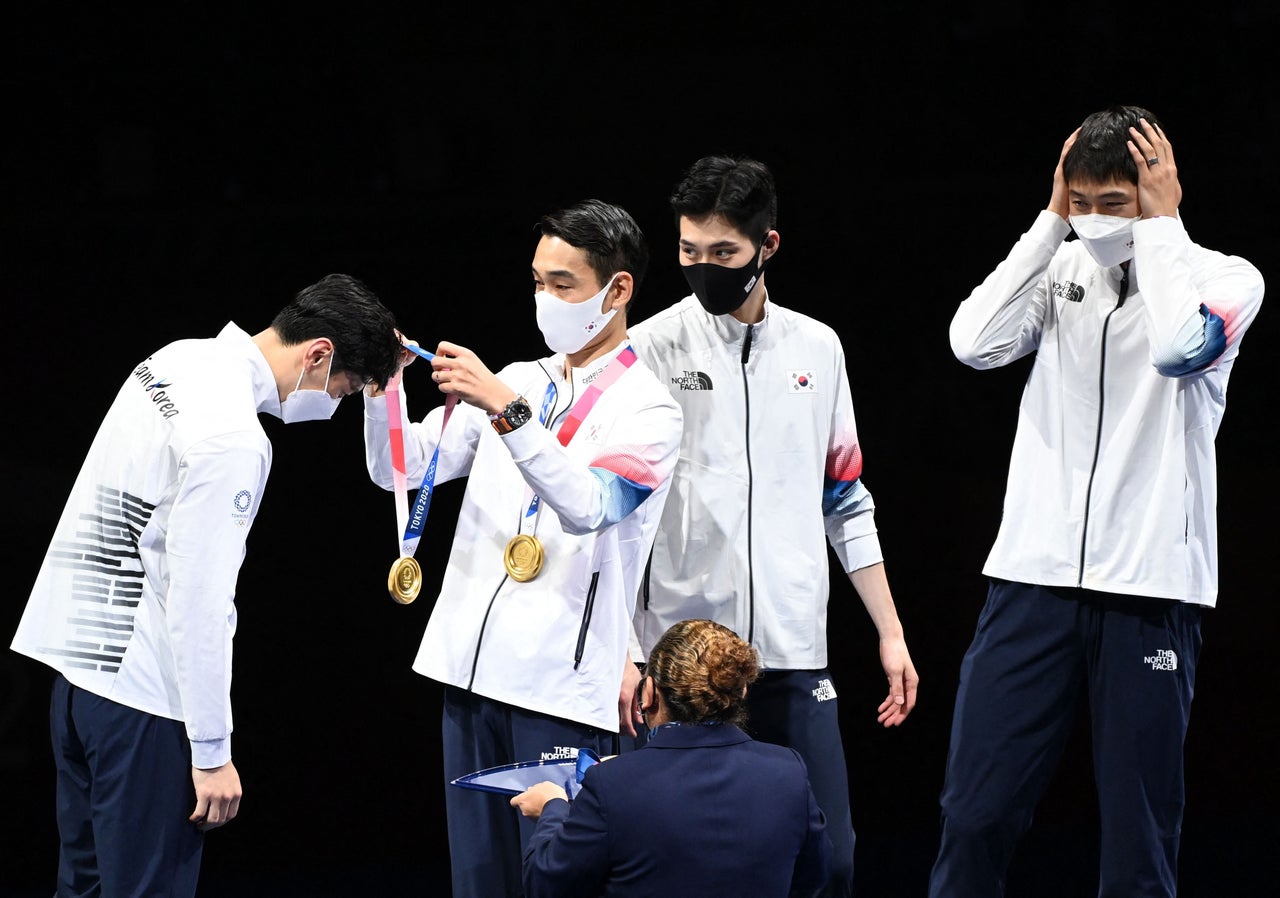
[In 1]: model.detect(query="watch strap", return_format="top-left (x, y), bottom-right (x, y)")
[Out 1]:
top-left (490, 396), bottom-right (532, 435)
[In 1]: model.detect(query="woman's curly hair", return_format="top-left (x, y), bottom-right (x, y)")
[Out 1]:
top-left (646, 619), bottom-right (760, 726)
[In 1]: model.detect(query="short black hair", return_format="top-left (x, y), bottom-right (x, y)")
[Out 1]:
top-left (270, 273), bottom-right (401, 389)
top-left (669, 155), bottom-right (777, 244)
top-left (1063, 105), bottom-right (1166, 187)
top-left (538, 199), bottom-right (649, 309)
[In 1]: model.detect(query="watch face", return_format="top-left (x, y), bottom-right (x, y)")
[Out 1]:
top-left (507, 399), bottom-right (532, 426)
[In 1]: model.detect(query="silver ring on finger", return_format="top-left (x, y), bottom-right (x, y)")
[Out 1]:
top-left (1146, 156), bottom-right (1160, 167)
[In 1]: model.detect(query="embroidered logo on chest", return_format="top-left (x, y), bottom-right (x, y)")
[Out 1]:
top-left (1052, 280), bottom-right (1086, 303)
top-left (671, 370), bottom-right (713, 390)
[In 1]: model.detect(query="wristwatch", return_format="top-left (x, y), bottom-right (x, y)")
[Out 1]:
top-left (490, 396), bottom-right (533, 435)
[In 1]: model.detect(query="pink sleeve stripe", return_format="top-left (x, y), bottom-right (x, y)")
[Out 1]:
top-left (826, 439), bottom-right (864, 482)
top-left (588, 447), bottom-right (666, 488)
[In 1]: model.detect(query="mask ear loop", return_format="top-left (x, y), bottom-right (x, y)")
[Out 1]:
top-left (599, 273), bottom-right (621, 314)
top-left (758, 232), bottom-right (776, 271)
top-left (320, 351), bottom-right (335, 394)
top-left (296, 347), bottom-right (336, 394)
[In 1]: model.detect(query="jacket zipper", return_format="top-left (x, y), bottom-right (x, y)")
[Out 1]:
top-left (1077, 267), bottom-right (1130, 587)
top-left (468, 363), bottom-right (568, 690)
top-left (467, 579), bottom-right (507, 691)
top-left (641, 551), bottom-right (652, 611)
top-left (574, 571), bottom-right (601, 669)
top-left (557, 370), bottom-right (598, 670)
top-left (742, 324), bottom-right (756, 644)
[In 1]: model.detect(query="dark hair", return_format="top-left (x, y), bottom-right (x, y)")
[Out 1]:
top-left (647, 619), bottom-right (759, 726)
top-left (270, 273), bottom-right (401, 389)
top-left (669, 155), bottom-right (777, 244)
top-left (1062, 105), bottom-right (1166, 187)
top-left (538, 199), bottom-right (649, 308)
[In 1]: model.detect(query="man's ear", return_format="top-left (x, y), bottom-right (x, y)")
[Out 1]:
top-left (761, 230), bottom-right (780, 262)
top-left (302, 337), bottom-right (335, 368)
top-left (606, 273), bottom-right (634, 313)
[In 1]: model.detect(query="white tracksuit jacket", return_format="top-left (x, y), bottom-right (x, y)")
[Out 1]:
top-left (950, 210), bottom-right (1264, 606)
top-left (12, 323), bottom-right (276, 768)
top-left (628, 296), bottom-right (884, 670)
top-left (364, 343), bottom-right (682, 731)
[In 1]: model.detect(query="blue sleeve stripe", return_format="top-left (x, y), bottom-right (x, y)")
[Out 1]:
top-left (823, 476), bottom-right (861, 517)
top-left (1156, 304), bottom-right (1228, 377)
top-left (590, 468), bottom-right (654, 525)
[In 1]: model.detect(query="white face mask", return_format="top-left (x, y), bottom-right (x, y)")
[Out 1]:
top-left (280, 353), bottom-right (342, 423)
top-left (534, 275), bottom-right (618, 355)
top-left (1069, 213), bottom-right (1139, 268)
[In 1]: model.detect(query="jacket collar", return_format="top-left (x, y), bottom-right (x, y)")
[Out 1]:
top-left (218, 322), bottom-right (281, 416)
top-left (546, 340), bottom-right (632, 391)
top-left (642, 722), bottom-right (753, 750)
top-left (685, 293), bottom-right (773, 347)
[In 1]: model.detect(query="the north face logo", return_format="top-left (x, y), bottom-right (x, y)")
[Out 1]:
top-left (671, 371), bottom-right (713, 390)
top-left (812, 679), bottom-right (837, 702)
top-left (541, 746), bottom-right (579, 761)
top-left (1052, 280), bottom-right (1085, 303)
top-left (1144, 649), bottom-right (1177, 671)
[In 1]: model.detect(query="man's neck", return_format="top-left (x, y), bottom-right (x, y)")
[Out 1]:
top-left (250, 328), bottom-right (292, 402)
top-left (729, 282), bottom-right (767, 325)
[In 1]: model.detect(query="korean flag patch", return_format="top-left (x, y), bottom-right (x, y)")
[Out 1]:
top-left (788, 370), bottom-right (816, 393)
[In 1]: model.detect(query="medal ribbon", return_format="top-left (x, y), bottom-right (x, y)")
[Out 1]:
top-left (519, 347), bottom-right (634, 528)
top-left (504, 346), bottom-right (637, 583)
top-left (386, 345), bottom-right (456, 558)
top-left (554, 346), bottom-right (637, 446)
top-left (520, 382), bottom-right (560, 524)
top-left (386, 369), bottom-right (411, 553)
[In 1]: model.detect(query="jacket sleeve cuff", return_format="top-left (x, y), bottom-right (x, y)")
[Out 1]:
top-left (833, 532), bottom-right (885, 574)
top-left (363, 392), bottom-right (389, 421)
top-left (1133, 212), bottom-right (1188, 245)
top-left (190, 737), bottom-right (231, 770)
top-left (1033, 208), bottom-right (1073, 247)
top-left (498, 414), bottom-right (547, 458)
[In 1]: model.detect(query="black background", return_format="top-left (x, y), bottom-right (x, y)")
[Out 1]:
top-left (4, 4), bottom-right (1278, 896)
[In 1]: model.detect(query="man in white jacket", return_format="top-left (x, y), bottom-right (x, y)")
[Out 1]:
top-left (930, 106), bottom-right (1264, 898)
top-left (12, 274), bottom-right (402, 897)
top-left (627, 155), bottom-right (920, 898)
top-left (363, 199), bottom-right (682, 898)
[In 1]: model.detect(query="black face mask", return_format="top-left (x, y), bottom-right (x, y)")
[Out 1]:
top-left (682, 237), bottom-right (769, 315)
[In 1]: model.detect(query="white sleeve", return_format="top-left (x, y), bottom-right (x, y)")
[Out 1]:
top-left (167, 431), bottom-right (271, 768)
top-left (499, 389), bottom-right (683, 536)
top-left (1132, 215), bottom-right (1265, 376)
top-left (363, 384), bottom-right (484, 491)
top-left (950, 210), bottom-right (1071, 370)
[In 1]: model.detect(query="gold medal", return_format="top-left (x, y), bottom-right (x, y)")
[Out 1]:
top-left (387, 556), bottom-right (422, 605)
top-left (503, 534), bottom-right (544, 582)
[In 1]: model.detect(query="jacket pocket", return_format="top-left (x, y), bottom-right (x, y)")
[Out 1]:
top-left (573, 571), bottom-right (601, 669)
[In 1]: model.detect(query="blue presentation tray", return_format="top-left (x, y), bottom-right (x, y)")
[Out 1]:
top-left (451, 749), bottom-right (608, 797)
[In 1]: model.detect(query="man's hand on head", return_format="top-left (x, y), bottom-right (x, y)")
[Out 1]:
top-left (1127, 118), bottom-right (1182, 218)
top-left (1048, 126), bottom-right (1082, 222)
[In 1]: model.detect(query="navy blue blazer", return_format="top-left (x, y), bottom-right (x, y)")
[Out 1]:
top-left (522, 722), bottom-right (831, 897)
